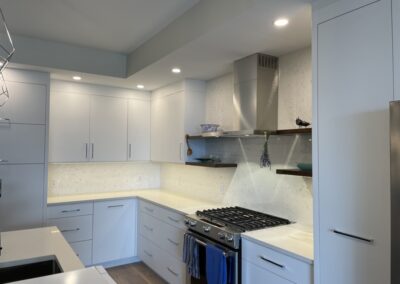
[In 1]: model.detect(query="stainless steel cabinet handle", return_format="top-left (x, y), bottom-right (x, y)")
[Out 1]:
top-left (0, 179), bottom-right (2, 198)
top-left (0, 160), bottom-right (8, 163)
top-left (85, 143), bottom-right (88, 159)
top-left (167, 216), bottom-right (180, 223)
top-left (0, 118), bottom-right (10, 123)
top-left (61, 209), bottom-right (80, 213)
top-left (179, 143), bottom-right (183, 161)
top-left (331, 229), bottom-right (374, 244)
top-left (144, 206), bottom-right (154, 213)
top-left (167, 267), bottom-right (179, 277)
top-left (91, 143), bottom-right (94, 159)
top-left (108, 204), bottom-right (124, 208)
top-left (143, 225), bottom-right (153, 232)
top-left (259, 256), bottom-right (285, 269)
top-left (144, 250), bottom-right (153, 257)
top-left (61, 228), bottom-right (80, 233)
top-left (129, 144), bottom-right (132, 159)
top-left (168, 238), bottom-right (179, 246)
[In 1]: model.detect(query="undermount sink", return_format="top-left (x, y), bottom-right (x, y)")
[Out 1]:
top-left (0, 257), bottom-right (62, 284)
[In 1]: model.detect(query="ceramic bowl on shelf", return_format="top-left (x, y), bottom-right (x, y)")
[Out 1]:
top-left (200, 124), bottom-right (220, 133)
top-left (297, 163), bottom-right (312, 172)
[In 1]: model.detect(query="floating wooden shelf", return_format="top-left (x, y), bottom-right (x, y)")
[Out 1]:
top-left (186, 128), bottom-right (311, 139)
top-left (276, 169), bottom-right (312, 177)
top-left (185, 162), bottom-right (237, 168)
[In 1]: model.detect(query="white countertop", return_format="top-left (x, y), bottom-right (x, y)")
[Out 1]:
top-left (48, 189), bottom-right (314, 263)
top-left (242, 223), bottom-right (314, 264)
top-left (48, 189), bottom-right (220, 215)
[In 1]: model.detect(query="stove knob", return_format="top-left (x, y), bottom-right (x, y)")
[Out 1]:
top-left (217, 232), bottom-right (225, 240)
top-left (189, 220), bottom-right (197, 227)
top-left (225, 234), bottom-right (234, 242)
top-left (203, 226), bottom-right (211, 233)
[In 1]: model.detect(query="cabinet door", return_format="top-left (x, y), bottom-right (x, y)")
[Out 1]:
top-left (90, 96), bottom-right (128, 162)
top-left (92, 199), bottom-right (136, 264)
top-left (0, 81), bottom-right (46, 125)
top-left (49, 91), bottom-right (90, 162)
top-left (151, 92), bottom-right (184, 163)
top-left (395, 0), bottom-right (400, 100)
top-left (316, 1), bottom-right (392, 283)
top-left (0, 164), bottom-right (44, 231)
top-left (128, 99), bottom-right (150, 161)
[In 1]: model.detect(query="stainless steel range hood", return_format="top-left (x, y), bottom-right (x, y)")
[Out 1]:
top-left (223, 53), bottom-right (279, 137)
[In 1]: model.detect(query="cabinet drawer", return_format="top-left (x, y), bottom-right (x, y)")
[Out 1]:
top-left (47, 215), bottom-right (93, 243)
top-left (242, 239), bottom-right (312, 283)
top-left (0, 81), bottom-right (46, 125)
top-left (139, 211), bottom-right (184, 259)
top-left (0, 124), bottom-right (45, 164)
top-left (70, 240), bottom-right (92, 267)
top-left (48, 202), bottom-right (93, 219)
top-left (242, 259), bottom-right (293, 284)
top-left (158, 248), bottom-right (186, 284)
top-left (139, 236), bottom-right (159, 273)
top-left (139, 200), bottom-right (185, 229)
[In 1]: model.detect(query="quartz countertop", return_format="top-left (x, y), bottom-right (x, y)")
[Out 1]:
top-left (242, 223), bottom-right (314, 263)
top-left (48, 189), bottom-right (220, 215)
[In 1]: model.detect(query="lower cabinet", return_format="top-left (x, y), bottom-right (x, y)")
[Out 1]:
top-left (138, 200), bottom-right (186, 284)
top-left (47, 202), bottom-right (94, 266)
top-left (92, 199), bottom-right (137, 264)
top-left (242, 239), bottom-right (313, 284)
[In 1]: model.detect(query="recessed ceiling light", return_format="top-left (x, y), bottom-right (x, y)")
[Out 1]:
top-left (172, 68), bottom-right (181, 74)
top-left (274, 18), bottom-right (289, 27)
top-left (137, 84), bottom-right (144, 89)
top-left (72, 76), bottom-right (82, 81)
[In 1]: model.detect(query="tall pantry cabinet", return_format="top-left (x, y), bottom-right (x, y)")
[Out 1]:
top-left (0, 69), bottom-right (49, 231)
top-left (313, 0), bottom-right (393, 283)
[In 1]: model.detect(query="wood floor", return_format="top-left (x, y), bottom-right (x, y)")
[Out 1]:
top-left (107, 262), bottom-right (167, 284)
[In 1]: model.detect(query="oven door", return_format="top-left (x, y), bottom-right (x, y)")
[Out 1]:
top-left (186, 231), bottom-right (240, 284)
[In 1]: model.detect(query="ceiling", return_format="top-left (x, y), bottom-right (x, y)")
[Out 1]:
top-left (3, 0), bottom-right (312, 91)
top-left (0, 0), bottom-right (199, 53)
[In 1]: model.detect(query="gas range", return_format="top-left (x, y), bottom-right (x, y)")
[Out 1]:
top-left (184, 206), bottom-right (291, 249)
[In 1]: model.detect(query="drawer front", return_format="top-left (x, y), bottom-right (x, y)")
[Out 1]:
top-left (139, 200), bottom-right (185, 229)
top-left (139, 211), bottom-right (160, 242)
top-left (47, 215), bottom-right (93, 242)
top-left (70, 240), bottom-right (92, 267)
top-left (0, 124), bottom-right (45, 164)
top-left (48, 202), bottom-right (93, 219)
top-left (160, 221), bottom-right (185, 259)
top-left (139, 236), bottom-right (159, 273)
top-left (242, 259), bottom-right (293, 284)
top-left (242, 239), bottom-right (312, 283)
top-left (158, 248), bottom-right (186, 284)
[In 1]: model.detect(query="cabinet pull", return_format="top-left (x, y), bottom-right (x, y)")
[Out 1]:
top-left (0, 118), bottom-right (10, 123)
top-left (85, 143), bottom-right (88, 159)
top-left (168, 238), bottom-right (179, 246)
top-left (179, 143), bottom-right (183, 161)
top-left (332, 229), bottom-right (374, 244)
top-left (167, 267), bottom-right (179, 277)
top-left (167, 216), bottom-right (180, 223)
top-left (144, 206), bottom-right (154, 213)
top-left (61, 228), bottom-right (80, 233)
top-left (0, 179), bottom-right (2, 198)
top-left (143, 225), bottom-right (153, 232)
top-left (61, 209), bottom-right (80, 213)
top-left (0, 160), bottom-right (8, 163)
top-left (108, 204), bottom-right (124, 208)
top-left (144, 250), bottom-right (153, 257)
top-left (259, 256), bottom-right (285, 269)
top-left (91, 143), bottom-right (94, 159)
top-left (129, 144), bottom-right (132, 159)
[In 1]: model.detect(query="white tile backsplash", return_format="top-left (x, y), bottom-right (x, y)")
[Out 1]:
top-left (48, 162), bottom-right (160, 196)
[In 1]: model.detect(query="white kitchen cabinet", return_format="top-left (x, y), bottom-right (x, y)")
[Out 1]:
top-left (128, 99), bottom-right (150, 161)
top-left (242, 260), bottom-right (292, 284)
top-left (92, 199), bottom-right (137, 264)
top-left (47, 215), bottom-right (93, 243)
top-left (151, 80), bottom-right (205, 163)
top-left (49, 91), bottom-right (90, 163)
top-left (0, 164), bottom-right (45, 231)
top-left (313, 0), bottom-right (392, 283)
top-left (90, 95), bottom-right (128, 162)
top-left (70, 240), bottom-right (93, 267)
top-left (0, 81), bottom-right (46, 125)
top-left (394, 0), bottom-right (400, 100)
top-left (0, 124), bottom-right (45, 164)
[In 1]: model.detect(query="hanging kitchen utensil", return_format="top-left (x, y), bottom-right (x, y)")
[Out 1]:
top-left (185, 134), bottom-right (193, 156)
top-left (260, 131), bottom-right (272, 169)
top-left (0, 8), bottom-right (15, 72)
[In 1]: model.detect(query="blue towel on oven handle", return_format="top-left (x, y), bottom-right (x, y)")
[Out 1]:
top-left (182, 233), bottom-right (200, 279)
top-left (206, 244), bottom-right (228, 284)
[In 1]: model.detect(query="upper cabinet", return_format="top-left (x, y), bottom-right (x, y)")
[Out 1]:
top-left (394, 0), bottom-right (400, 100)
top-left (128, 99), bottom-right (151, 161)
top-left (313, 0), bottom-right (392, 283)
top-left (151, 80), bottom-right (205, 163)
top-left (90, 95), bottom-right (127, 162)
top-left (49, 80), bottom-right (151, 163)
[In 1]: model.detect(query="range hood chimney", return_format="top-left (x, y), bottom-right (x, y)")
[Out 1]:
top-left (224, 53), bottom-right (279, 137)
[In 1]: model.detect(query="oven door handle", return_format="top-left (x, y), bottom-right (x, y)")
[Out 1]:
top-left (191, 236), bottom-right (231, 257)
